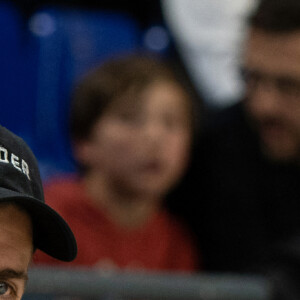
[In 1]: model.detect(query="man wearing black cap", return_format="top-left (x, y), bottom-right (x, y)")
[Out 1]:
top-left (0, 124), bottom-right (77, 299)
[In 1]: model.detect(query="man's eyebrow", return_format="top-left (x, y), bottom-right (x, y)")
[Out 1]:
top-left (0, 269), bottom-right (28, 281)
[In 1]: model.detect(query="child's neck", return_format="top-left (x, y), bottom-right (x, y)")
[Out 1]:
top-left (83, 172), bottom-right (162, 230)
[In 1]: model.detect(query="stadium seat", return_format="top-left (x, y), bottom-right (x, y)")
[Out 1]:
top-left (0, 1), bottom-right (28, 137)
top-left (26, 6), bottom-right (142, 178)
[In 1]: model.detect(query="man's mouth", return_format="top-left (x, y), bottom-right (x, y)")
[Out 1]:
top-left (258, 120), bottom-right (288, 141)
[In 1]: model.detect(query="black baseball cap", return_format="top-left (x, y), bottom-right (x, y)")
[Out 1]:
top-left (0, 125), bottom-right (77, 261)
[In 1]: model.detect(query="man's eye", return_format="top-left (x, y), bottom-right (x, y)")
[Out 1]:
top-left (240, 68), bottom-right (262, 86)
top-left (0, 282), bottom-right (14, 297)
top-left (276, 78), bottom-right (300, 97)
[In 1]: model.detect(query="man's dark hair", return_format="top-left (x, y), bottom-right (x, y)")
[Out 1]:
top-left (249, 0), bottom-right (300, 32)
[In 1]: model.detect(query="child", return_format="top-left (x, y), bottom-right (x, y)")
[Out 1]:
top-left (34, 54), bottom-right (199, 272)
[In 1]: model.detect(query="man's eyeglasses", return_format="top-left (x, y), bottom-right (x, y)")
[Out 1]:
top-left (240, 67), bottom-right (300, 100)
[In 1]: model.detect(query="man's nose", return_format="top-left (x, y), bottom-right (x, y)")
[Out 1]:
top-left (247, 81), bottom-right (282, 117)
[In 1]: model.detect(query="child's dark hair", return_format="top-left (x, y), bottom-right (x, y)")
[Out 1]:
top-left (70, 54), bottom-right (196, 143)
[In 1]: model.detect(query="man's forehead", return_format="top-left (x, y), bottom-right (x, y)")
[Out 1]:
top-left (245, 29), bottom-right (300, 74)
top-left (0, 204), bottom-right (33, 257)
top-left (249, 28), bottom-right (300, 47)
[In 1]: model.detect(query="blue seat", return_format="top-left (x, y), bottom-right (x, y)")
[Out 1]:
top-left (0, 1), bottom-right (30, 138)
top-left (26, 7), bottom-right (142, 178)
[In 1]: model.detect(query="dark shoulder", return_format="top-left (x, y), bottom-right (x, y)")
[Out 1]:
top-left (203, 102), bottom-right (247, 137)
top-left (199, 102), bottom-right (257, 154)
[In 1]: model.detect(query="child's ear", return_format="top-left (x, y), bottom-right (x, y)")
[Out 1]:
top-left (72, 139), bottom-right (95, 166)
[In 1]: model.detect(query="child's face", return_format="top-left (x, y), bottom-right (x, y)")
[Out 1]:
top-left (83, 80), bottom-right (192, 197)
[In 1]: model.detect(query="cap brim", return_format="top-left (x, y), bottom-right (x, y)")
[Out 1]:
top-left (0, 187), bottom-right (77, 262)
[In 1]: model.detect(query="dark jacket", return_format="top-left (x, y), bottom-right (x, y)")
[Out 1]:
top-left (168, 102), bottom-right (300, 273)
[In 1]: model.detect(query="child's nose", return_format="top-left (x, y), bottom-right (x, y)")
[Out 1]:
top-left (143, 121), bottom-right (165, 143)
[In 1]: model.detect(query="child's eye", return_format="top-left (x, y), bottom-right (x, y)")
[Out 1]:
top-left (0, 282), bottom-right (16, 298)
top-left (118, 111), bottom-right (136, 120)
top-left (163, 116), bottom-right (177, 128)
top-left (163, 114), bottom-right (189, 130)
top-left (117, 111), bottom-right (143, 124)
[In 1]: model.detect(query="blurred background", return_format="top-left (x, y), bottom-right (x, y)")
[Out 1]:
top-left (2, 1), bottom-right (278, 299)
top-left (1, 0), bottom-right (172, 179)
top-left (0, 0), bottom-right (257, 179)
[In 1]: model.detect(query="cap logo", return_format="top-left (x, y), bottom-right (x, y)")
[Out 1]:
top-left (0, 146), bottom-right (30, 180)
